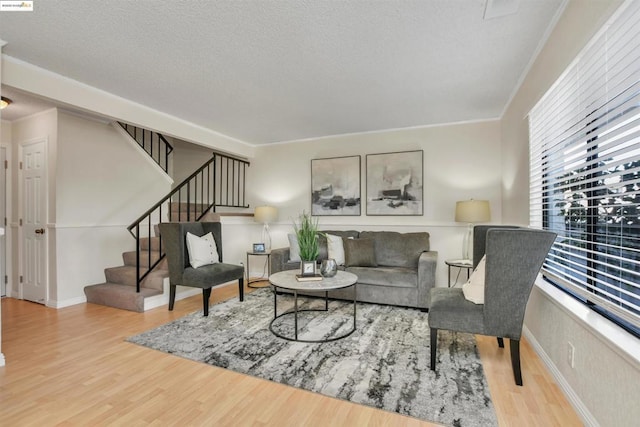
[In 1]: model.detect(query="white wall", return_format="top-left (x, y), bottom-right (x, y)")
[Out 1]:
top-left (169, 137), bottom-right (214, 186)
top-left (53, 111), bottom-right (171, 305)
top-left (235, 120), bottom-right (503, 285)
top-left (501, 0), bottom-right (639, 425)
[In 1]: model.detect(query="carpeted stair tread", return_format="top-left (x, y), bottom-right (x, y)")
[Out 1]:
top-left (84, 283), bottom-right (162, 313)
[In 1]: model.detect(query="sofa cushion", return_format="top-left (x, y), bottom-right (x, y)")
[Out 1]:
top-left (288, 233), bottom-right (301, 262)
top-left (344, 238), bottom-right (377, 267)
top-left (360, 231), bottom-right (429, 268)
top-left (326, 234), bottom-right (346, 265)
top-left (346, 266), bottom-right (417, 288)
top-left (317, 230), bottom-right (360, 261)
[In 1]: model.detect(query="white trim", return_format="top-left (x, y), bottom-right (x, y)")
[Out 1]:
top-left (500, 0), bottom-right (569, 119)
top-left (533, 279), bottom-right (640, 368)
top-left (18, 136), bottom-right (49, 304)
top-left (47, 223), bottom-right (130, 229)
top-left (143, 279), bottom-right (240, 311)
top-left (221, 215), bottom-right (501, 229)
top-left (47, 296), bottom-right (87, 309)
top-left (523, 324), bottom-right (598, 427)
top-left (263, 118), bottom-right (501, 147)
top-left (144, 286), bottom-right (199, 311)
top-left (0, 352), bottom-right (5, 367)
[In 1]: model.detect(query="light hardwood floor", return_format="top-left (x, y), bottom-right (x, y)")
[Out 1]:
top-left (1, 283), bottom-right (582, 426)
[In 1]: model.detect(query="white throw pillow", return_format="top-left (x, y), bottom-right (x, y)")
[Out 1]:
top-left (186, 232), bottom-right (219, 268)
top-left (326, 234), bottom-right (346, 265)
top-left (462, 255), bottom-right (486, 304)
top-left (288, 233), bottom-right (301, 262)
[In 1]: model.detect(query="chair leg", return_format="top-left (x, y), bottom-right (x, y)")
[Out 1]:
top-left (430, 328), bottom-right (438, 370)
top-left (202, 288), bottom-right (212, 317)
top-left (238, 278), bottom-right (244, 302)
top-left (510, 339), bottom-right (523, 386)
top-left (497, 337), bottom-right (504, 348)
top-left (168, 285), bottom-right (177, 311)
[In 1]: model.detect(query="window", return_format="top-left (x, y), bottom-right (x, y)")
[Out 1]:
top-left (529, 0), bottom-right (640, 336)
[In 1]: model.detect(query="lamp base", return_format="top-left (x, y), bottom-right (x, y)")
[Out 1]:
top-left (262, 223), bottom-right (272, 251)
top-left (462, 223), bottom-right (473, 261)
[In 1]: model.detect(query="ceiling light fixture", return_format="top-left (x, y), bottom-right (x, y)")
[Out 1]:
top-left (0, 96), bottom-right (12, 109)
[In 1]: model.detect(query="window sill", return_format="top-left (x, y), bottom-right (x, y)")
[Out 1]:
top-left (534, 278), bottom-right (640, 368)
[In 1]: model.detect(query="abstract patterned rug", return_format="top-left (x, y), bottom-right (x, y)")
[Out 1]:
top-left (127, 289), bottom-right (497, 426)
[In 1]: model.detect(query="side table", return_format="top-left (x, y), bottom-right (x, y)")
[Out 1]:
top-left (445, 259), bottom-right (473, 287)
top-left (246, 251), bottom-right (271, 288)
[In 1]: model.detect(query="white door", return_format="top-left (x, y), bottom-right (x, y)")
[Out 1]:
top-left (21, 139), bottom-right (47, 304)
top-left (0, 146), bottom-right (6, 297)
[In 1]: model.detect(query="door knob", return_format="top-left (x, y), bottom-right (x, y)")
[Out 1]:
top-left (35, 228), bottom-right (45, 234)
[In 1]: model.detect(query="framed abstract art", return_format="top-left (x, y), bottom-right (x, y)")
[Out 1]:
top-left (366, 150), bottom-right (423, 216)
top-left (311, 155), bottom-right (361, 216)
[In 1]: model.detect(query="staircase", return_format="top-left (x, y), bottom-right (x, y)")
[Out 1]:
top-left (84, 125), bottom-right (250, 313)
top-left (84, 230), bottom-right (167, 312)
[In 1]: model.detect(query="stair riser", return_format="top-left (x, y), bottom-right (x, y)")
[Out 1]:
top-left (104, 266), bottom-right (166, 290)
top-left (122, 251), bottom-right (165, 267)
top-left (140, 236), bottom-right (162, 251)
top-left (84, 283), bottom-right (162, 313)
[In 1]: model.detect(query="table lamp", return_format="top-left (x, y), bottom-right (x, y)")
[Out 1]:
top-left (455, 199), bottom-right (490, 260)
top-left (254, 206), bottom-right (278, 251)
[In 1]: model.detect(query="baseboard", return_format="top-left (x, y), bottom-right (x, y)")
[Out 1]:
top-left (144, 279), bottom-right (241, 311)
top-left (523, 326), bottom-right (598, 427)
top-left (47, 295), bottom-right (87, 309)
top-left (144, 288), bottom-right (200, 311)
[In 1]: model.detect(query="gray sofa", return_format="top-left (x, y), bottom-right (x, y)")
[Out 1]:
top-left (269, 230), bottom-right (437, 310)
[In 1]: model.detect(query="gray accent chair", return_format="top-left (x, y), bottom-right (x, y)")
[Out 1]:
top-left (159, 222), bottom-right (244, 316)
top-left (428, 225), bottom-right (557, 386)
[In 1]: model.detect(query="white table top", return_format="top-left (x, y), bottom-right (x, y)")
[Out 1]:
top-left (269, 270), bottom-right (357, 292)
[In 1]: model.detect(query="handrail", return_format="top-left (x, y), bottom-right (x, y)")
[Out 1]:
top-left (127, 152), bottom-right (250, 292)
top-left (118, 122), bottom-right (174, 173)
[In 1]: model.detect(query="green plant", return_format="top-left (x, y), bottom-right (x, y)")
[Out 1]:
top-left (293, 211), bottom-right (320, 261)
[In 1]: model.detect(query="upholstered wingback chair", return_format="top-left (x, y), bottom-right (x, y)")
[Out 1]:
top-left (428, 225), bottom-right (556, 385)
top-left (159, 222), bottom-right (244, 316)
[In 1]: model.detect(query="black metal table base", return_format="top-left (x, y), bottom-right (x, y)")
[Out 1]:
top-left (269, 285), bottom-right (357, 343)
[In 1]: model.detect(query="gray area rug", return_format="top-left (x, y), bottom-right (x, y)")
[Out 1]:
top-left (127, 289), bottom-right (497, 426)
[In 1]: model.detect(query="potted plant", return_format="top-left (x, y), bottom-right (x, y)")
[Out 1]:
top-left (293, 211), bottom-right (320, 276)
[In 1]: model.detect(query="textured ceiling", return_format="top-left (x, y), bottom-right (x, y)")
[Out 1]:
top-left (0, 0), bottom-right (564, 145)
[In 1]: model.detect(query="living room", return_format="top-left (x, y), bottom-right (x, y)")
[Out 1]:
top-left (1, 1), bottom-right (639, 425)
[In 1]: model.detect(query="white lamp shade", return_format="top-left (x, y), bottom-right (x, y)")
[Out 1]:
top-left (254, 206), bottom-right (278, 224)
top-left (455, 200), bottom-right (490, 223)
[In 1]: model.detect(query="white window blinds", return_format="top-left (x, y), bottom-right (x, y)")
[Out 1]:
top-left (529, 0), bottom-right (640, 332)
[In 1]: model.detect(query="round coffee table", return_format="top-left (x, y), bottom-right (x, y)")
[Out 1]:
top-left (268, 270), bottom-right (358, 343)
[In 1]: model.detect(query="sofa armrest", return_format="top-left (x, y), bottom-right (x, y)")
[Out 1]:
top-left (418, 250), bottom-right (438, 308)
top-left (269, 247), bottom-right (291, 274)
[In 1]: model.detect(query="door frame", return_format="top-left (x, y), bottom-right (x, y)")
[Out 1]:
top-left (0, 144), bottom-right (9, 297)
top-left (18, 137), bottom-right (49, 304)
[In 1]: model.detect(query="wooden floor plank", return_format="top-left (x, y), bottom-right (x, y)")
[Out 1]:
top-left (1, 283), bottom-right (581, 426)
